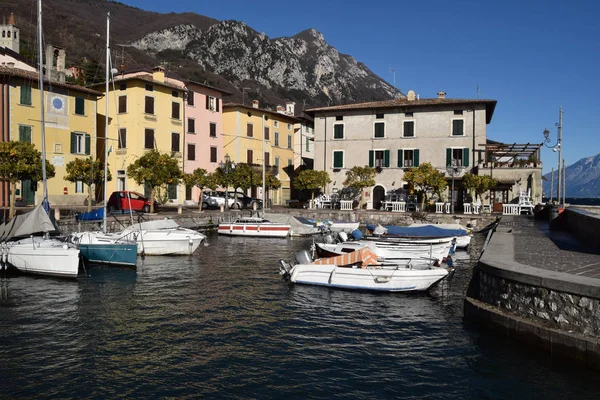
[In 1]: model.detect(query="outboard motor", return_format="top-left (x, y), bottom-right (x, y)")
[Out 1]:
top-left (338, 231), bottom-right (348, 242)
top-left (351, 229), bottom-right (363, 241)
top-left (294, 249), bottom-right (312, 265)
top-left (324, 234), bottom-right (334, 244)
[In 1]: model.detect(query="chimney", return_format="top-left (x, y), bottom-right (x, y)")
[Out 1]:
top-left (8, 13), bottom-right (15, 25)
top-left (276, 105), bottom-right (285, 114)
top-left (437, 91), bottom-right (446, 99)
top-left (252, 99), bottom-right (259, 109)
top-left (407, 90), bottom-right (416, 101)
top-left (152, 65), bottom-right (165, 83)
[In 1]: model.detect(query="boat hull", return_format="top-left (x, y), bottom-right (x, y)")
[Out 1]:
top-left (288, 264), bottom-right (448, 292)
top-left (5, 238), bottom-right (80, 279)
top-left (217, 223), bottom-right (290, 238)
top-left (122, 230), bottom-right (205, 255)
top-left (69, 232), bottom-right (138, 266)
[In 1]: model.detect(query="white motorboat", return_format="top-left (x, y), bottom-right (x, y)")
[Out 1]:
top-left (367, 223), bottom-right (471, 249)
top-left (117, 219), bottom-right (206, 256)
top-left (315, 236), bottom-right (453, 263)
top-left (0, 204), bottom-right (80, 279)
top-left (280, 248), bottom-right (451, 292)
top-left (218, 217), bottom-right (291, 238)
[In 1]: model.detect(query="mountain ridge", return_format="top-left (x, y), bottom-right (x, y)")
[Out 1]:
top-left (543, 153), bottom-right (600, 198)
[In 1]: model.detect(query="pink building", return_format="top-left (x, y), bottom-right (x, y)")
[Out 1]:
top-left (182, 81), bottom-right (231, 204)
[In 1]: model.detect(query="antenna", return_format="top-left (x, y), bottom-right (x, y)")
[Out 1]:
top-left (389, 67), bottom-right (396, 88)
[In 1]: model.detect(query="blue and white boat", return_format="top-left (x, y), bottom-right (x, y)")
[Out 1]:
top-left (366, 223), bottom-right (472, 249)
top-left (68, 231), bottom-right (138, 267)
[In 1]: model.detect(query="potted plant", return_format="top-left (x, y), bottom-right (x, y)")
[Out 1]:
top-left (528, 154), bottom-right (538, 167)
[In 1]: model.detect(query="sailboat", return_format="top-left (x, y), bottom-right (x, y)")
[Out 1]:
top-left (67, 12), bottom-right (138, 267)
top-left (0, 0), bottom-right (80, 279)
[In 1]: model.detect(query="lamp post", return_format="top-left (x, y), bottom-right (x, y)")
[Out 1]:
top-left (446, 166), bottom-right (464, 214)
top-left (220, 153), bottom-right (233, 210)
top-left (542, 107), bottom-right (563, 207)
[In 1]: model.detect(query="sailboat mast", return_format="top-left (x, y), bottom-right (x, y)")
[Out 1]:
top-left (103, 12), bottom-right (110, 234)
top-left (37, 0), bottom-right (49, 213)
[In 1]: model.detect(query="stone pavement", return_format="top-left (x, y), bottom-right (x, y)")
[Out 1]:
top-left (501, 215), bottom-right (600, 279)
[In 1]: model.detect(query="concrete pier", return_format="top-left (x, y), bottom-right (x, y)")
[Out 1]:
top-left (465, 209), bottom-right (600, 369)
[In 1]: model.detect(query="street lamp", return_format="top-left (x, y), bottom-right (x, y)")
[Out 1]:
top-left (220, 153), bottom-right (234, 210)
top-left (542, 107), bottom-right (563, 206)
top-left (446, 165), bottom-right (464, 214)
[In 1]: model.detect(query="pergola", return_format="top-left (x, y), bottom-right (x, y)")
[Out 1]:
top-left (480, 141), bottom-right (543, 166)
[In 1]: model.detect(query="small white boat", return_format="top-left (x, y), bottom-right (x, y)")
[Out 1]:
top-left (280, 248), bottom-right (451, 292)
top-left (117, 219), bottom-right (206, 256)
top-left (218, 217), bottom-right (291, 238)
top-left (3, 236), bottom-right (80, 279)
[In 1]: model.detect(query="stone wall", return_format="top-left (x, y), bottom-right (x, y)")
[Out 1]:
top-left (563, 208), bottom-right (600, 248)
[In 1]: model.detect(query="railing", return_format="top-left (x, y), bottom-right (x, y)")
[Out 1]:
top-left (340, 200), bottom-right (353, 211)
top-left (503, 204), bottom-right (520, 215)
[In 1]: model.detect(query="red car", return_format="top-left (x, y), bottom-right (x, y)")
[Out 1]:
top-left (106, 191), bottom-right (158, 213)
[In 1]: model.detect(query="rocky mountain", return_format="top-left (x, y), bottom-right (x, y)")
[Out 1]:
top-left (0, 0), bottom-right (401, 109)
top-left (543, 153), bottom-right (600, 198)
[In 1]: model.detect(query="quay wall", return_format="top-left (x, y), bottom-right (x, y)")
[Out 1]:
top-left (465, 224), bottom-right (600, 369)
top-left (562, 207), bottom-right (600, 248)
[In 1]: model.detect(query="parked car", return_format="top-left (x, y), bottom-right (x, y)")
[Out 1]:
top-left (107, 191), bottom-right (158, 213)
top-left (229, 192), bottom-right (262, 209)
top-left (201, 191), bottom-right (262, 210)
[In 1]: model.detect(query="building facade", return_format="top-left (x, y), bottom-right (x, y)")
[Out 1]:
top-left (0, 14), bottom-right (19, 54)
top-left (222, 101), bottom-right (299, 205)
top-left (93, 67), bottom-right (186, 204)
top-left (308, 91), bottom-right (497, 209)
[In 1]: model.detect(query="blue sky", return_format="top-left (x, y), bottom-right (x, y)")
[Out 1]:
top-left (120, 0), bottom-right (599, 173)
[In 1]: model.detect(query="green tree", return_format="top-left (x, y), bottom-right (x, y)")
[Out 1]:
top-left (126, 150), bottom-right (182, 213)
top-left (343, 166), bottom-right (377, 209)
top-left (293, 170), bottom-right (331, 208)
top-left (183, 168), bottom-right (218, 211)
top-left (64, 157), bottom-right (112, 211)
top-left (403, 163), bottom-right (447, 209)
top-left (0, 141), bottom-right (56, 218)
top-left (462, 173), bottom-right (497, 203)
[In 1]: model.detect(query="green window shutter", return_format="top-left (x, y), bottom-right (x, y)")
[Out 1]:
top-left (397, 149), bottom-right (403, 167)
top-left (19, 126), bottom-right (31, 142)
top-left (369, 150), bottom-right (374, 167)
top-left (333, 151), bottom-right (343, 168)
top-left (374, 122), bottom-right (385, 138)
top-left (463, 148), bottom-right (469, 167)
top-left (414, 149), bottom-right (420, 167)
top-left (446, 148), bottom-right (451, 167)
top-left (168, 184), bottom-right (177, 199)
top-left (85, 134), bottom-right (91, 155)
top-left (20, 86), bottom-right (32, 105)
top-left (404, 121), bottom-right (414, 137)
top-left (384, 150), bottom-right (390, 167)
top-left (453, 120), bottom-right (464, 136)
top-left (75, 97), bottom-right (85, 115)
top-left (70, 132), bottom-right (76, 154)
top-left (334, 124), bottom-right (344, 139)
top-left (216, 98), bottom-right (220, 112)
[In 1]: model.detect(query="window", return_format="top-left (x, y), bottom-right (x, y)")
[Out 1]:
top-left (172, 102), bottom-right (180, 119)
top-left (397, 149), bottom-right (420, 168)
top-left (374, 122), bottom-right (385, 138)
top-left (454, 110), bottom-right (463, 115)
top-left (376, 113), bottom-right (384, 119)
top-left (20, 85), bottom-right (31, 105)
top-left (171, 132), bottom-right (180, 152)
top-left (403, 121), bottom-right (415, 137)
top-left (145, 83), bottom-right (153, 91)
top-left (187, 90), bottom-right (195, 106)
top-left (172, 90), bottom-right (179, 98)
top-left (210, 147), bottom-right (217, 163)
top-left (54, 143), bottom-right (62, 153)
top-left (335, 116), bottom-right (343, 121)
top-left (369, 150), bottom-right (390, 168)
top-left (168, 184), bottom-right (177, 200)
top-left (287, 134), bottom-right (292, 149)
top-left (186, 185), bottom-right (192, 201)
top-left (264, 152), bottom-right (270, 166)
top-left (446, 147), bottom-right (469, 167)
top-left (206, 95), bottom-right (219, 111)
top-left (452, 119), bottom-right (464, 136)
top-left (188, 118), bottom-right (195, 133)
top-left (144, 129), bottom-right (154, 149)
top-left (75, 181), bottom-right (84, 194)
top-left (333, 151), bottom-right (344, 169)
top-left (405, 112), bottom-right (413, 117)
top-left (247, 149), bottom-right (253, 164)
top-left (274, 132), bottom-right (279, 146)
top-left (287, 123), bottom-right (292, 130)
top-left (119, 83), bottom-right (126, 91)
top-left (118, 128), bottom-right (126, 149)
top-left (210, 123), bottom-right (217, 137)
top-left (264, 127), bottom-right (270, 141)
top-left (333, 124), bottom-right (344, 139)
top-left (274, 120), bottom-right (279, 128)
top-left (145, 96), bottom-right (154, 114)
top-left (288, 158), bottom-right (293, 167)
top-left (306, 137), bottom-right (310, 152)
top-left (75, 97), bottom-right (85, 115)
top-left (18, 125), bottom-right (32, 142)
top-left (187, 143), bottom-right (195, 161)
top-left (70, 132), bottom-right (90, 155)
top-left (118, 95), bottom-right (127, 113)
top-left (275, 156), bottom-right (280, 170)
top-left (247, 123), bottom-right (253, 137)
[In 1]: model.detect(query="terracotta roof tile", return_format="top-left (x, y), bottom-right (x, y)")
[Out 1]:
top-left (223, 103), bottom-right (301, 122)
top-left (0, 66), bottom-right (103, 96)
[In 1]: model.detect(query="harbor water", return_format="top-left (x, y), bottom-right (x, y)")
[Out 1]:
top-left (1, 232), bottom-right (599, 399)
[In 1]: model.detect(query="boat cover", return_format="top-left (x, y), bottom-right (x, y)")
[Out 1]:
top-left (76, 208), bottom-right (104, 222)
top-left (366, 222), bottom-right (467, 238)
top-left (262, 213), bottom-right (317, 236)
top-left (130, 218), bottom-right (181, 231)
top-left (0, 203), bottom-right (57, 242)
top-left (314, 247), bottom-right (379, 268)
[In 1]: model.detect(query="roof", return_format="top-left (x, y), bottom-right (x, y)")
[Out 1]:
top-left (90, 72), bottom-right (185, 92)
top-left (0, 66), bottom-right (103, 96)
top-left (306, 97), bottom-right (498, 124)
top-left (223, 103), bottom-right (301, 122)
top-left (482, 141), bottom-right (542, 159)
top-left (186, 80), bottom-right (233, 96)
top-left (0, 46), bottom-right (35, 68)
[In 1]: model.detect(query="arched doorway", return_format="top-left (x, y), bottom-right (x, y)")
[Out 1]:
top-left (373, 185), bottom-right (385, 210)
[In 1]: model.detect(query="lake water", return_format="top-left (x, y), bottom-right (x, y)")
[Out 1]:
top-left (1, 232), bottom-right (599, 399)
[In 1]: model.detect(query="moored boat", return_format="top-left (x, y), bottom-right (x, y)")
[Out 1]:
top-left (367, 223), bottom-right (472, 249)
top-left (218, 217), bottom-right (291, 238)
top-left (68, 231), bottom-right (138, 267)
top-left (117, 219), bottom-right (206, 256)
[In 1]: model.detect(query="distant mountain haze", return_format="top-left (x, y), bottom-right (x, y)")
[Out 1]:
top-left (543, 153), bottom-right (600, 198)
top-left (0, 0), bottom-right (402, 109)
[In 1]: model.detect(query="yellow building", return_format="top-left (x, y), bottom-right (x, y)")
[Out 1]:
top-left (222, 101), bottom-right (298, 205)
top-left (0, 65), bottom-right (101, 206)
top-left (92, 67), bottom-right (186, 203)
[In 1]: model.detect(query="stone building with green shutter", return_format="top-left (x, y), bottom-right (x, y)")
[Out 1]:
top-left (307, 91), bottom-right (497, 210)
